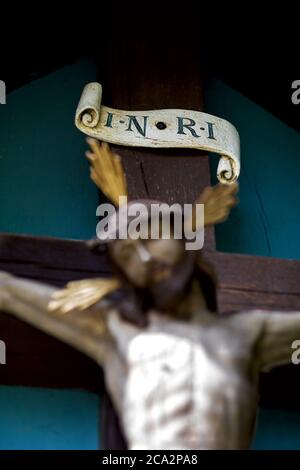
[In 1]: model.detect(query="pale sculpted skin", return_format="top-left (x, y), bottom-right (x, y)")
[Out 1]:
top-left (1, 241), bottom-right (300, 449)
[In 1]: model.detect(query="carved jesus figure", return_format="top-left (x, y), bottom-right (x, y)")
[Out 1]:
top-left (0, 140), bottom-right (299, 450)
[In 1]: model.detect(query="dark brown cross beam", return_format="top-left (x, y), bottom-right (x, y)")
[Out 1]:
top-left (0, 11), bottom-right (300, 449)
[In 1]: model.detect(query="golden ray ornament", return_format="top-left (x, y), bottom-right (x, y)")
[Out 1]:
top-left (48, 278), bottom-right (120, 314)
top-left (85, 138), bottom-right (128, 207)
top-left (48, 141), bottom-right (239, 315)
top-left (198, 182), bottom-right (239, 227)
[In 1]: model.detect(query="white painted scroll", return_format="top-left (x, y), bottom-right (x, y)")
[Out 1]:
top-left (75, 82), bottom-right (240, 184)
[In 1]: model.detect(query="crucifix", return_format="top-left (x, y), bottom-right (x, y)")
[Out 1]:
top-left (0, 11), bottom-right (300, 449)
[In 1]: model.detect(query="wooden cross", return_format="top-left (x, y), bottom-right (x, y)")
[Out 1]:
top-left (1, 11), bottom-right (300, 449)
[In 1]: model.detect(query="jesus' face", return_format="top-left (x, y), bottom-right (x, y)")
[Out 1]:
top-left (108, 237), bottom-right (185, 289)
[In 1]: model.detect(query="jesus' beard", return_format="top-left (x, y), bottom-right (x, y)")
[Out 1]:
top-left (142, 250), bottom-right (197, 313)
top-left (109, 250), bottom-right (217, 327)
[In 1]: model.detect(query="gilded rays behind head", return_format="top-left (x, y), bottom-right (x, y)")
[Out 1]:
top-left (86, 138), bottom-right (128, 207)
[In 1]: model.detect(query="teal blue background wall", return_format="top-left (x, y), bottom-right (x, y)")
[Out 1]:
top-left (0, 60), bottom-right (101, 449)
top-left (205, 79), bottom-right (300, 260)
top-left (0, 387), bottom-right (99, 450)
top-left (0, 59), bottom-right (98, 239)
top-left (0, 64), bottom-right (299, 449)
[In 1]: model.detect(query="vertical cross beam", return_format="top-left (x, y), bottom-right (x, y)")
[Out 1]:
top-left (100, 10), bottom-right (215, 249)
top-left (98, 9), bottom-right (215, 449)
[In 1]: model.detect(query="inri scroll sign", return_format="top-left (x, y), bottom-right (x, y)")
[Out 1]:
top-left (75, 82), bottom-right (240, 185)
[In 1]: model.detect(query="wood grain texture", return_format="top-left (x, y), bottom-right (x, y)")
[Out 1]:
top-left (100, 12), bottom-right (215, 249)
top-left (204, 250), bottom-right (300, 312)
top-left (0, 232), bottom-right (111, 286)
